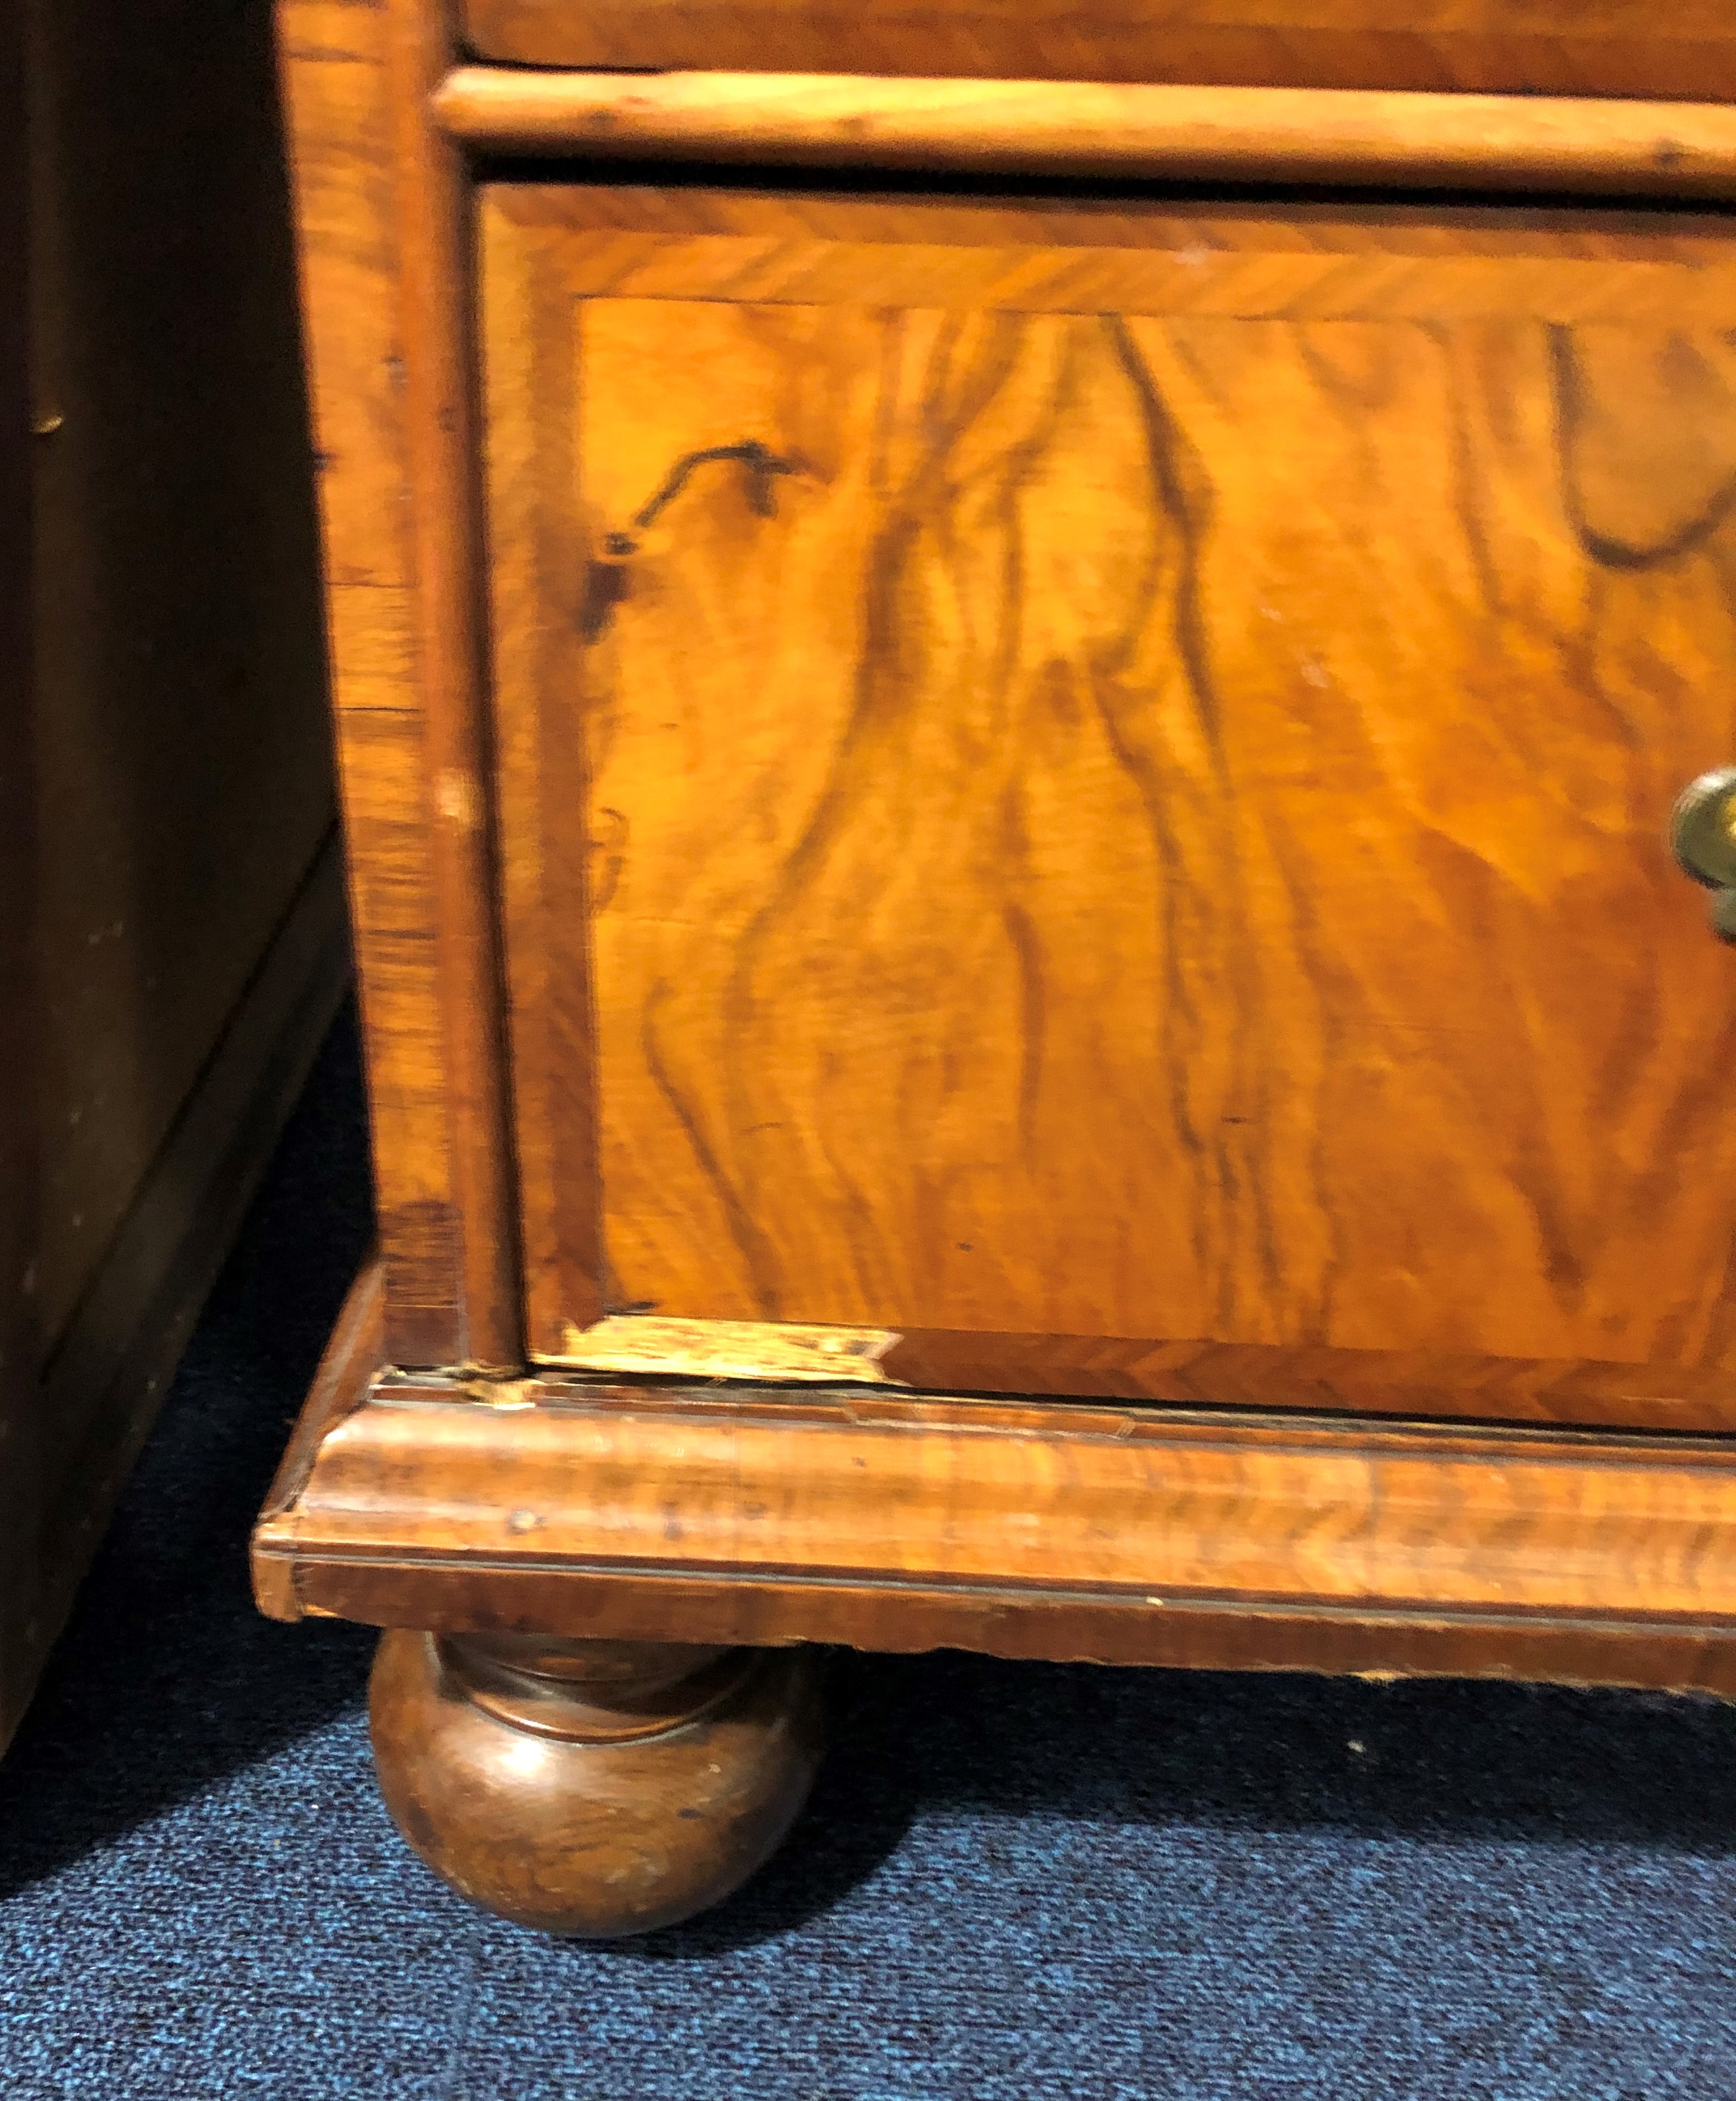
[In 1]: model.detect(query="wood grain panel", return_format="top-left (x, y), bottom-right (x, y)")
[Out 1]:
top-left (280, 0), bottom-right (457, 1363)
top-left (255, 1338), bottom-right (1736, 1694)
top-left (482, 198), bottom-right (605, 1337)
top-left (484, 189), bottom-right (1736, 1425)
top-left (281, 0), bottom-right (520, 1366)
top-left (459, 0), bottom-right (1736, 102)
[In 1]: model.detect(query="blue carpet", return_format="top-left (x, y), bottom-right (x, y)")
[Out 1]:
top-left (2, 1014), bottom-right (1735, 2098)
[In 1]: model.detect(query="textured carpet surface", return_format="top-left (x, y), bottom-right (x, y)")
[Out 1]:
top-left (2, 1015), bottom-right (1735, 2099)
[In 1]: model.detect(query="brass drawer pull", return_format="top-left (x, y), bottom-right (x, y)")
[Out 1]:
top-left (1672, 768), bottom-right (1736, 940)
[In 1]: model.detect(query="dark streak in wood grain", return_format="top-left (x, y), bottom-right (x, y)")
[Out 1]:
top-left (1103, 313), bottom-right (1283, 1331)
top-left (641, 974), bottom-right (785, 1318)
top-left (713, 313), bottom-right (1037, 1312)
top-left (1551, 327), bottom-right (1736, 572)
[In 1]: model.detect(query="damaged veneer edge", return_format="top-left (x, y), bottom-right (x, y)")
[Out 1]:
top-left (557, 1314), bottom-right (904, 1385)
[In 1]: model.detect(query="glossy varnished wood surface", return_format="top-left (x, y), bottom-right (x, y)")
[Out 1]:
top-left (436, 71), bottom-right (1736, 202)
top-left (459, 0), bottom-right (1736, 102)
top-left (254, 1299), bottom-right (1736, 1695)
top-left (483, 185), bottom-right (1736, 1424)
top-left (279, 0), bottom-right (520, 1366)
top-left (370, 1629), bottom-right (822, 1936)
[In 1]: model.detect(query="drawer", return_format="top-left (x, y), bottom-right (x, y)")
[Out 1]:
top-left (481, 181), bottom-right (1736, 1428)
top-left (460, 1), bottom-right (1736, 99)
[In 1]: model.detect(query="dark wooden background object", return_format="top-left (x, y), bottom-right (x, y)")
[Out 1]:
top-left (0, 0), bottom-right (348, 1756)
top-left (1, 0), bottom-right (41, 1761)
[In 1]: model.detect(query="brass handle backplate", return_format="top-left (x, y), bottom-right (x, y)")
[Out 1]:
top-left (1672, 768), bottom-right (1736, 941)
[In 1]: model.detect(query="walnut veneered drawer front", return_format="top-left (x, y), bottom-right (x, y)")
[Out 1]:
top-left (481, 184), bottom-right (1736, 1430)
top-left (461, 0), bottom-right (1736, 99)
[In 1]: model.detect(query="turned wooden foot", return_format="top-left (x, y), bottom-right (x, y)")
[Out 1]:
top-left (368, 1629), bottom-right (824, 1937)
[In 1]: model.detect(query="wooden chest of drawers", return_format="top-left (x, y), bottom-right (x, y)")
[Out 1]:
top-left (257, 0), bottom-right (1736, 1935)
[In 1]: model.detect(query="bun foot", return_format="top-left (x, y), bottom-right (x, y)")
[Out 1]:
top-left (368, 1629), bottom-right (824, 1936)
